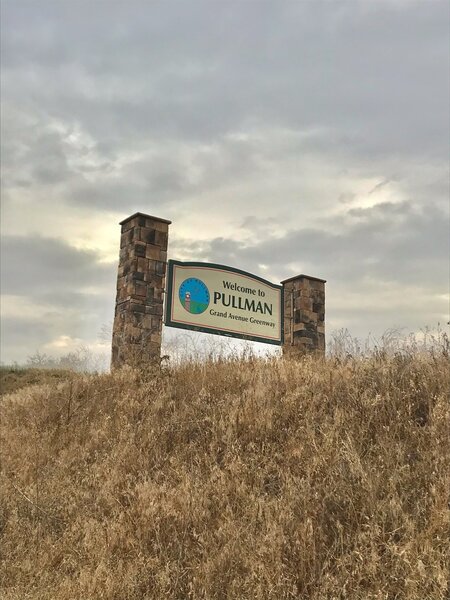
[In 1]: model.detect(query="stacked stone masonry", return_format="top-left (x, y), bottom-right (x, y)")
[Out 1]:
top-left (111, 213), bottom-right (170, 368)
top-left (282, 275), bottom-right (326, 354)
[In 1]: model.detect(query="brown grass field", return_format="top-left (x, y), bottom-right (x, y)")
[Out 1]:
top-left (0, 348), bottom-right (449, 599)
top-left (0, 367), bottom-right (72, 398)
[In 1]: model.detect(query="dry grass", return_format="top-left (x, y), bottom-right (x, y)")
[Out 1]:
top-left (0, 350), bottom-right (449, 599)
top-left (0, 367), bottom-right (73, 397)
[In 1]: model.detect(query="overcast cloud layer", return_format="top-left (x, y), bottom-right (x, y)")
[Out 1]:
top-left (1, 0), bottom-right (449, 364)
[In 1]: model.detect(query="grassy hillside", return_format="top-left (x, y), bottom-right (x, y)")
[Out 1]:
top-left (1, 351), bottom-right (449, 599)
top-left (0, 366), bottom-right (72, 397)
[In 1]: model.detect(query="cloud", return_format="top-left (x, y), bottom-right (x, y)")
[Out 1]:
top-left (173, 201), bottom-right (448, 284)
top-left (2, 1), bottom-right (449, 153)
top-left (1, 235), bottom-right (116, 295)
top-left (0, 236), bottom-right (116, 362)
top-left (1, 1), bottom-right (448, 362)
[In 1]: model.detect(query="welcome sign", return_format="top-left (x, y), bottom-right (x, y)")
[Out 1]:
top-left (165, 260), bottom-right (283, 345)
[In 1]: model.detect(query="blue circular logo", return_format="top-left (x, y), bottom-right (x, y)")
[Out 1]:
top-left (179, 278), bottom-right (210, 314)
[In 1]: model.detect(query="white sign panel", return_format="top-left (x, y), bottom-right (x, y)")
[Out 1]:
top-left (165, 261), bottom-right (283, 345)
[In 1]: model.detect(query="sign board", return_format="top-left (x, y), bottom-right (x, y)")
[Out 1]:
top-left (165, 260), bottom-right (283, 345)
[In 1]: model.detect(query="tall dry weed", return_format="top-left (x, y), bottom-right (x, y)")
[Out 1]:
top-left (1, 350), bottom-right (449, 599)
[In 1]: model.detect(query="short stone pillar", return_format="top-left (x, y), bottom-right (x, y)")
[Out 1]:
top-left (111, 212), bottom-right (171, 368)
top-left (281, 274), bottom-right (326, 355)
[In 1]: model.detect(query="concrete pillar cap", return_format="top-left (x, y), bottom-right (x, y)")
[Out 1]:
top-left (119, 212), bottom-right (172, 225)
top-left (281, 274), bottom-right (326, 284)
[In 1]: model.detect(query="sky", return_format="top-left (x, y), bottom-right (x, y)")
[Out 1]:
top-left (1, 0), bottom-right (449, 365)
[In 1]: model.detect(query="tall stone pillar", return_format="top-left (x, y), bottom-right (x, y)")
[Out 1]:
top-left (281, 274), bottom-right (326, 355)
top-left (111, 212), bottom-right (171, 369)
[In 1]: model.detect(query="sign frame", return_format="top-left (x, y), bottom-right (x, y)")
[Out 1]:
top-left (164, 260), bottom-right (284, 345)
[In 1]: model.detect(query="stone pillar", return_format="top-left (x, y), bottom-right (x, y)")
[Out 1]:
top-left (281, 274), bottom-right (326, 355)
top-left (111, 212), bottom-right (171, 369)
